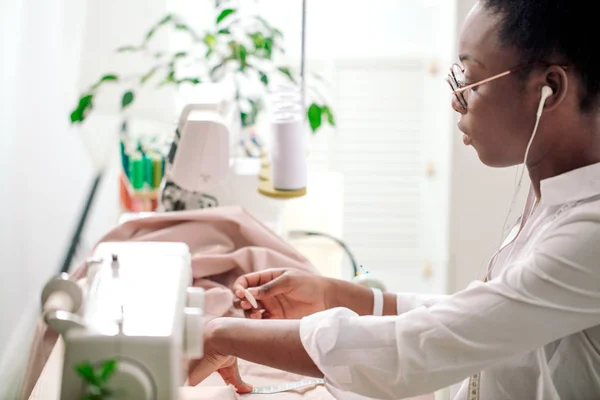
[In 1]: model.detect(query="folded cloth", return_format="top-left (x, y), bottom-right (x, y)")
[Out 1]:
top-left (21, 206), bottom-right (318, 399)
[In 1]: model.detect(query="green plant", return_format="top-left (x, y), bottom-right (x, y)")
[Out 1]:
top-left (70, 3), bottom-right (335, 135)
top-left (75, 359), bottom-right (124, 400)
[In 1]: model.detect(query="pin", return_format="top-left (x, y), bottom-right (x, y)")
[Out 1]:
top-left (243, 289), bottom-right (258, 309)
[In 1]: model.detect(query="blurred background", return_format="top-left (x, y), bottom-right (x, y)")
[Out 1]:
top-left (0, 0), bottom-right (528, 396)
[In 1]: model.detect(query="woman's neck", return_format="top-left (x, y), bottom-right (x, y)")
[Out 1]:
top-left (527, 120), bottom-right (600, 199)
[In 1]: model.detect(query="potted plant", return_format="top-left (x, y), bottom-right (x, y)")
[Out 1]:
top-left (69, 1), bottom-right (335, 136)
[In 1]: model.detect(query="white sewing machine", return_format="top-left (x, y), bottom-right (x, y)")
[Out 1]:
top-left (40, 241), bottom-right (204, 400)
top-left (155, 84), bottom-right (290, 232)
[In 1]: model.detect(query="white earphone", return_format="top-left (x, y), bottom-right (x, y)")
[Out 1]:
top-left (499, 85), bottom-right (554, 239)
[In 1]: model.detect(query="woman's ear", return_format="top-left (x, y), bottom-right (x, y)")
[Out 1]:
top-left (542, 65), bottom-right (569, 111)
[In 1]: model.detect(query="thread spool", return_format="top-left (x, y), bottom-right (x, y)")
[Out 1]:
top-left (129, 151), bottom-right (145, 190)
top-left (269, 113), bottom-right (307, 191)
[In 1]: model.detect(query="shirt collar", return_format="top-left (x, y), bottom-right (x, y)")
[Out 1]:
top-left (540, 162), bottom-right (600, 205)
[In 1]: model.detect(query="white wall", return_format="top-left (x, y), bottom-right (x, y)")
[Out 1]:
top-left (0, 0), bottom-right (26, 357)
top-left (0, 0), bottom-right (91, 394)
top-left (0, 0), bottom-right (169, 395)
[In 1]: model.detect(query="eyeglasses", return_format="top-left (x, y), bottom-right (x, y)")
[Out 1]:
top-left (447, 62), bottom-right (569, 110)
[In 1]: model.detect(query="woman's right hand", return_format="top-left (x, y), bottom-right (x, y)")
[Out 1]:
top-left (232, 269), bottom-right (332, 320)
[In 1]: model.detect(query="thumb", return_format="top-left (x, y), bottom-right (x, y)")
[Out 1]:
top-left (217, 358), bottom-right (253, 393)
top-left (252, 274), bottom-right (291, 299)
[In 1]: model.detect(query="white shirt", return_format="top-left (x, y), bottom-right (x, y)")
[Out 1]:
top-left (300, 162), bottom-right (600, 400)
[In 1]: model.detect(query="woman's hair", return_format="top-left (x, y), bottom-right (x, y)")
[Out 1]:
top-left (482, 0), bottom-right (599, 112)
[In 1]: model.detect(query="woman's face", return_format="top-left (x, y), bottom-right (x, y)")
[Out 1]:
top-left (454, 3), bottom-right (540, 167)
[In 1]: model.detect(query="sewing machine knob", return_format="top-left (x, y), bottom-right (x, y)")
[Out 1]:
top-left (41, 273), bottom-right (83, 314)
top-left (186, 287), bottom-right (205, 309)
top-left (108, 360), bottom-right (155, 399)
top-left (184, 307), bottom-right (203, 359)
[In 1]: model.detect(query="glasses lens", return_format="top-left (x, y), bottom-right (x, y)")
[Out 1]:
top-left (449, 65), bottom-right (467, 109)
top-left (451, 64), bottom-right (465, 86)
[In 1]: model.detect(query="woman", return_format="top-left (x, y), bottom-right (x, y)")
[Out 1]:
top-left (189, 1), bottom-right (600, 399)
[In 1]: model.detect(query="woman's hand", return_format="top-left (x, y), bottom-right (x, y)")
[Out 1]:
top-left (187, 320), bottom-right (253, 393)
top-left (232, 268), bottom-right (332, 319)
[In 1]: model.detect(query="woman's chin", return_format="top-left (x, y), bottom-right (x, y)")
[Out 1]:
top-left (474, 147), bottom-right (515, 168)
top-left (462, 133), bottom-right (472, 146)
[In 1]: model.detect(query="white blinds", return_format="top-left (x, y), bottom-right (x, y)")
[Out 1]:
top-left (321, 59), bottom-right (441, 293)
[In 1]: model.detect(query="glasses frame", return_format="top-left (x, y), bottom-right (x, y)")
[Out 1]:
top-left (447, 62), bottom-right (569, 110)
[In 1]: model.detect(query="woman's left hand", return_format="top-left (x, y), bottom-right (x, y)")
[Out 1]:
top-left (187, 321), bottom-right (253, 393)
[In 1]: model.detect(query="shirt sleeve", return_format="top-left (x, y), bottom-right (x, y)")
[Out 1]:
top-left (395, 292), bottom-right (448, 314)
top-left (299, 215), bottom-right (600, 400)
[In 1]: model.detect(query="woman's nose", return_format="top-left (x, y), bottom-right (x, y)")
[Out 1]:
top-left (451, 94), bottom-right (467, 114)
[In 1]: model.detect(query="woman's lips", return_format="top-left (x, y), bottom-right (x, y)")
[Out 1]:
top-left (458, 122), bottom-right (472, 145)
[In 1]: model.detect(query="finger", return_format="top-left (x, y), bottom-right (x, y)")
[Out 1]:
top-left (234, 299), bottom-right (264, 311)
top-left (188, 359), bottom-right (218, 386)
top-left (252, 273), bottom-right (291, 299)
top-left (244, 309), bottom-right (264, 319)
top-left (232, 269), bottom-right (288, 294)
top-left (217, 359), bottom-right (253, 394)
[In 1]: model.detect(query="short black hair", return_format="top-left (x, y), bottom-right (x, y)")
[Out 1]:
top-left (482, 0), bottom-right (599, 112)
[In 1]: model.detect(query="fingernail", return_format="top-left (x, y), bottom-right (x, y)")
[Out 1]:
top-left (243, 288), bottom-right (258, 308)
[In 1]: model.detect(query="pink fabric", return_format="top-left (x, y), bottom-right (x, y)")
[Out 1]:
top-left (21, 206), bottom-right (432, 400)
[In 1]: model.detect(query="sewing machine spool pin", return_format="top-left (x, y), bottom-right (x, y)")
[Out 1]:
top-left (41, 273), bottom-right (86, 335)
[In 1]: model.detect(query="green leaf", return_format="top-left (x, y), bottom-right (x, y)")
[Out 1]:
top-left (100, 74), bottom-right (118, 82)
top-left (159, 69), bottom-right (176, 86)
top-left (210, 61), bottom-right (226, 80)
top-left (278, 67), bottom-right (295, 83)
top-left (204, 33), bottom-right (217, 48)
top-left (99, 359), bottom-right (118, 383)
top-left (75, 362), bottom-right (98, 385)
top-left (70, 94), bottom-right (94, 123)
top-left (159, 14), bottom-right (173, 25)
top-left (264, 37), bottom-right (274, 59)
top-left (140, 66), bottom-right (158, 84)
top-left (174, 51), bottom-right (187, 58)
top-left (175, 23), bottom-right (190, 31)
top-left (248, 32), bottom-right (266, 49)
top-left (307, 103), bottom-right (322, 133)
top-left (259, 71), bottom-right (269, 86)
top-left (216, 8), bottom-right (236, 24)
top-left (116, 45), bottom-right (139, 53)
top-left (90, 74), bottom-right (118, 90)
top-left (254, 15), bottom-right (272, 30)
top-left (217, 28), bottom-right (231, 35)
top-left (205, 48), bottom-right (214, 58)
top-left (70, 109), bottom-right (83, 123)
top-left (121, 91), bottom-right (134, 109)
top-left (240, 112), bottom-right (248, 126)
top-left (321, 105), bottom-right (335, 126)
top-left (237, 44), bottom-right (248, 66)
top-left (177, 77), bottom-right (201, 85)
top-left (145, 27), bottom-right (156, 42)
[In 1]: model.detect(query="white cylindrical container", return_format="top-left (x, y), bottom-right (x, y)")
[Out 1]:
top-left (272, 102), bottom-right (304, 116)
top-left (270, 113), bottom-right (307, 191)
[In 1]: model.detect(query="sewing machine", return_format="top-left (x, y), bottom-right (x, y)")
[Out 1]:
top-left (156, 84), bottom-right (293, 233)
top-left (40, 241), bottom-right (204, 400)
